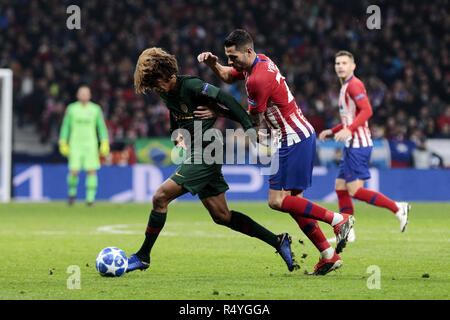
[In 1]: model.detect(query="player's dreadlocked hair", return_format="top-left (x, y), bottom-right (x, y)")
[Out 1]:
top-left (134, 47), bottom-right (179, 93)
top-left (224, 29), bottom-right (254, 51)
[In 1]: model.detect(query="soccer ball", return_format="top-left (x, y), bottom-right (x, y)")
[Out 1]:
top-left (95, 247), bottom-right (128, 277)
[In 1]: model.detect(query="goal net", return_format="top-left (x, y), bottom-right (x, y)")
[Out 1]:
top-left (0, 69), bottom-right (13, 203)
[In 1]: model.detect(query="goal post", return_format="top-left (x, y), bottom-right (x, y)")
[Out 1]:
top-left (0, 68), bottom-right (13, 203)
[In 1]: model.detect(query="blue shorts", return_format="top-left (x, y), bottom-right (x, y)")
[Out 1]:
top-left (269, 134), bottom-right (316, 191)
top-left (337, 146), bottom-right (372, 182)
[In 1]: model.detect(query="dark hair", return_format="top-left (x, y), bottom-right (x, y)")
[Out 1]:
top-left (224, 29), bottom-right (254, 50)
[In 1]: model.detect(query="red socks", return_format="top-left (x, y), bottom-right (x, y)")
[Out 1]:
top-left (353, 188), bottom-right (398, 213)
top-left (291, 216), bottom-right (331, 252)
top-left (336, 190), bottom-right (354, 215)
top-left (281, 196), bottom-right (335, 225)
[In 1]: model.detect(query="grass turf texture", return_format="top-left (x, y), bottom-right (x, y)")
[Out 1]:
top-left (0, 202), bottom-right (448, 300)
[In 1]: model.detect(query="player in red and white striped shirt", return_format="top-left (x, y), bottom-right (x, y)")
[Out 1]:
top-left (198, 30), bottom-right (355, 275)
top-left (319, 51), bottom-right (410, 240)
top-left (229, 52), bottom-right (315, 146)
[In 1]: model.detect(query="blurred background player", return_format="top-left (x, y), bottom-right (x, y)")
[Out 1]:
top-left (127, 47), bottom-right (296, 273)
top-left (59, 86), bottom-right (110, 206)
top-left (197, 29), bottom-right (354, 275)
top-left (319, 51), bottom-right (411, 241)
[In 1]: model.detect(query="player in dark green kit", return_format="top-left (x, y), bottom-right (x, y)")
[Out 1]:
top-left (127, 47), bottom-right (296, 273)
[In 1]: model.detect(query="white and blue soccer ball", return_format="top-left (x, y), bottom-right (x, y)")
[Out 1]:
top-left (95, 247), bottom-right (128, 277)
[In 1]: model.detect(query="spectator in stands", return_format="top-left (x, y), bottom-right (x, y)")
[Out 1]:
top-left (1, 0), bottom-right (447, 168)
top-left (437, 106), bottom-right (450, 133)
top-left (436, 123), bottom-right (450, 139)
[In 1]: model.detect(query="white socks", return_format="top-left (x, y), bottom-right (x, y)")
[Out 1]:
top-left (320, 247), bottom-right (335, 260)
top-left (331, 213), bottom-right (344, 227)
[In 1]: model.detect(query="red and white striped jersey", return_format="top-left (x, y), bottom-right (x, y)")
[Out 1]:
top-left (337, 75), bottom-right (373, 148)
top-left (231, 54), bottom-right (315, 148)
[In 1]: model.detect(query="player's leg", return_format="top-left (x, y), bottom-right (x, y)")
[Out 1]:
top-left (335, 178), bottom-right (354, 215)
top-left (85, 170), bottom-right (97, 206)
top-left (84, 145), bottom-right (101, 205)
top-left (288, 190), bottom-right (333, 255)
top-left (287, 189), bottom-right (342, 275)
top-left (341, 145), bottom-right (409, 231)
top-left (200, 191), bottom-right (297, 272)
top-left (270, 188), bottom-right (347, 272)
top-left (269, 180), bottom-right (351, 228)
top-left (271, 137), bottom-right (341, 253)
top-left (268, 136), bottom-right (354, 254)
top-left (138, 179), bottom-right (187, 261)
top-left (201, 192), bottom-right (280, 247)
top-left (268, 138), bottom-right (343, 225)
top-left (347, 178), bottom-right (396, 210)
top-left (348, 179), bottom-right (410, 232)
top-left (335, 178), bottom-right (356, 242)
top-left (67, 147), bottom-right (82, 205)
top-left (67, 170), bottom-right (79, 205)
top-left (128, 178), bottom-right (188, 273)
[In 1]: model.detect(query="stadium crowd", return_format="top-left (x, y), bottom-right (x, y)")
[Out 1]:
top-left (1, 0), bottom-right (449, 166)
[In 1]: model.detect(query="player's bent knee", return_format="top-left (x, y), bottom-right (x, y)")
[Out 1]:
top-left (348, 188), bottom-right (359, 197)
top-left (268, 198), bottom-right (282, 210)
top-left (335, 182), bottom-right (346, 191)
top-left (211, 215), bottom-right (226, 225)
top-left (152, 190), bottom-right (170, 211)
top-left (346, 184), bottom-right (361, 197)
top-left (210, 210), bottom-right (231, 225)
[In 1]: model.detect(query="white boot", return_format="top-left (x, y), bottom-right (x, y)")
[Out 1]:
top-left (395, 202), bottom-right (411, 232)
top-left (347, 227), bottom-right (356, 242)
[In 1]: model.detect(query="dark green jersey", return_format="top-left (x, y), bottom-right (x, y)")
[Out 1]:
top-left (160, 76), bottom-right (216, 145)
top-left (159, 75), bottom-right (254, 157)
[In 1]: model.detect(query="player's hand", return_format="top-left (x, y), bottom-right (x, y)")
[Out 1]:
top-left (99, 140), bottom-right (110, 156)
top-left (59, 140), bottom-right (69, 157)
top-left (246, 128), bottom-right (270, 147)
top-left (194, 106), bottom-right (217, 119)
top-left (257, 130), bottom-right (270, 147)
top-left (197, 52), bottom-right (218, 68)
top-left (318, 129), bottom-right (333, 142)
top-left (174, 133), bottom-right (186, 150)
top-left (334, 128), bottom-right (352, 142)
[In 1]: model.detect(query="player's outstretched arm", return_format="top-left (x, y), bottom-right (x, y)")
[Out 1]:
top-left (197, 52), bottom-right (236, 84)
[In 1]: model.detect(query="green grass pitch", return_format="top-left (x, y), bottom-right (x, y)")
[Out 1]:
top-left (0, 201), bottom-right (449, 300)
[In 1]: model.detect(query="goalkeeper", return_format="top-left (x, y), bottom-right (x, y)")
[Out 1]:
top-left (58, 86), bottom-right (110, 206)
